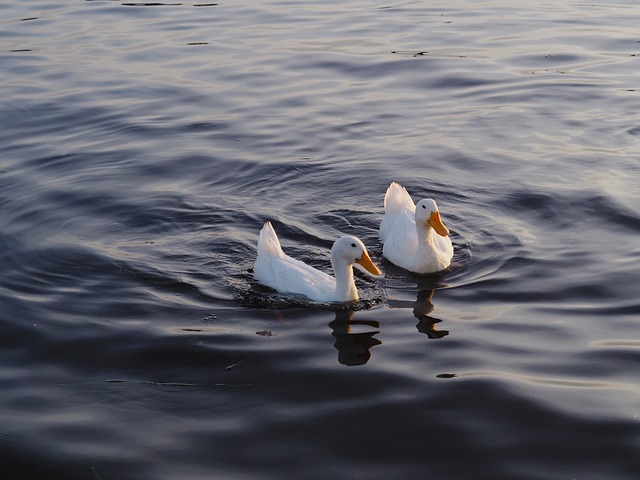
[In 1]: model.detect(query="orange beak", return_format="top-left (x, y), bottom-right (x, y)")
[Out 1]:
top-left (428, 211), bottom-right (450, 237)
top-left (356, 249), bottom-right (382, 276)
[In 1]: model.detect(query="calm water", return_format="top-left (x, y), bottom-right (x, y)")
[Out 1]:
top-left (1, 1), bottom-right (639, 478)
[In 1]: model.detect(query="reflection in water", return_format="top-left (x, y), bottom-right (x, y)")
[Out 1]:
top-left (329, 311), bottom-right (381, 366)
top-left (329, 285), bottom-right (449, 366)
top-left (387, 288), bottom-right (449, 339)
top-left (412, 290), bottom-right (449, 339)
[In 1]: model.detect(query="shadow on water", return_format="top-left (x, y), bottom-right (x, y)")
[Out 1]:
top-left (231, 260), bottom-right (455, 367)
top-left (329, 311), bottom-right (381, 366)
top-left (329, 273), bottom-right (452, 366)
top-left (387, 285), bottom-right (450, 340)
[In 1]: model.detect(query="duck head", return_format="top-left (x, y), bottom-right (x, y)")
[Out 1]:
top-left (332, 236), bottom-right (381, 276)
top-left (416, 199), bottom-right (450, 237)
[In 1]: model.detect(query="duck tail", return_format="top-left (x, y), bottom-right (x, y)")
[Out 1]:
top-left (257, 221), bottom-right (284, 259)
top-left (380, 181), bottom-right (415, 241)
top-left (384, 181), bottom-right (415, 214)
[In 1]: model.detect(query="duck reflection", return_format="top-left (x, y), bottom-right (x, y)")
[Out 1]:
top-left (387, 288), bottom-right (449, 339)
top-left (412, 289), bottom-right (449, 339)
top-left (329, 311), bottom-right (381, 366)
top-left (328, 280), bottom-right (449, 366)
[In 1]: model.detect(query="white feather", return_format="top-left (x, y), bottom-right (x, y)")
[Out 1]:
top-left (379, 182), bottom-right (454, 274)
top-left (254, 222), bottom-right (380, 302)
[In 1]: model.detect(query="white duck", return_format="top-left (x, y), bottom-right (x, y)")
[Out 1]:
top-left (253, 221), bottom-right (381, 302)
top-left (379, 181), bottom-right (453, 274)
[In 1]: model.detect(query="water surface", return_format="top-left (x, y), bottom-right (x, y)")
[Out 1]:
top-left (1, 1), bottom-right (639, 479)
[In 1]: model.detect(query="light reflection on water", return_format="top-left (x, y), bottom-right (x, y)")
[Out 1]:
top-left (440, 370), bottom-right (640, 396)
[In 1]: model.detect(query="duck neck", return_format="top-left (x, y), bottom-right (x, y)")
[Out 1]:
top-left (416, 221), bottom-right (434, 249)
top-left (332, 258), bottom-right (358, 302)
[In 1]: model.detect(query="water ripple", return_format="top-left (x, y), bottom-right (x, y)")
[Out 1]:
top-left (2, 1), bottom-right (640, 479)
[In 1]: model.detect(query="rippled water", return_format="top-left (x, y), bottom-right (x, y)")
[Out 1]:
top-left (1, 1), bottom-right (639, 478)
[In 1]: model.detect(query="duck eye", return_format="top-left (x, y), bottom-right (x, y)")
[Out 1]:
top-left (422, 204), bottom-right (426, 209)
top-left (351, 243), bottom-right (356, 248)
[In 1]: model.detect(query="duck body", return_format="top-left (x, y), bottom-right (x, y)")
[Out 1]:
top-left (380, 182), bottom-right (453, 274)
top-left (253, 222), bottom-right (381, 303)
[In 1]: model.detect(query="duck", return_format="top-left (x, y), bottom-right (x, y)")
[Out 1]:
top-left (379, 181), bottom-right (453, 274)
top-left (253, 221), bottom-right (382, 302)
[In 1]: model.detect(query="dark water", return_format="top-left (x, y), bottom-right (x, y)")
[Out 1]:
top-left (2, 1), bottom-right (640, 478)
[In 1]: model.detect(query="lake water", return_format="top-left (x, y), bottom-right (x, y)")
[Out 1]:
top-left (1, 1), bottom-right (639, 478)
